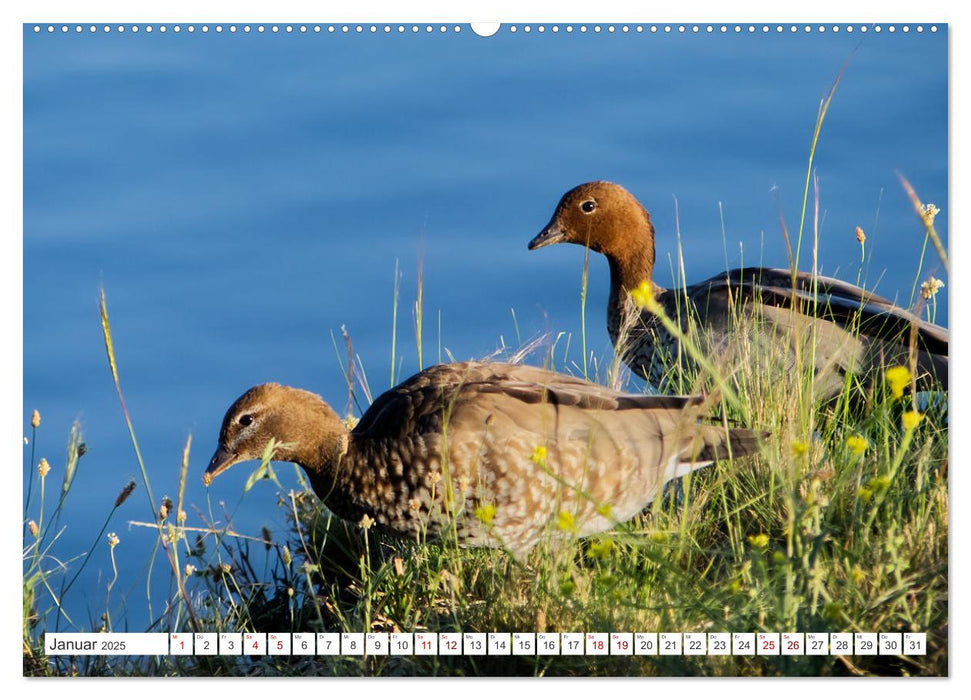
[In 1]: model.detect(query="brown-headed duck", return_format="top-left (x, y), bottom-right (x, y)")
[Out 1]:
top-left (205, 361), bottom-right (765, 559)
top-left (529, 181), bottom-right (947, 397)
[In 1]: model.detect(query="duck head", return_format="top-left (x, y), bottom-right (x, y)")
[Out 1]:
top-left (204, 383), bottom-right (346, 485)
top-left (528, 181), bottom-right (656, 262)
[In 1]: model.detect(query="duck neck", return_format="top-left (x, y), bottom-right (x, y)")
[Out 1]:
top-left (606, 230), bottom-right (660, 324)
top-left (287, 404), bottom-right (352, 495)
top-left (608, 252), bottom-right (655, 294)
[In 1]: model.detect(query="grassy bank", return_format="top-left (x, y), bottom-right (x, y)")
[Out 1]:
top-left (22, 266), bottom-right (948, 677)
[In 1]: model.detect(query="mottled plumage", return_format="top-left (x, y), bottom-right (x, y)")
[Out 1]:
top-left (205, 361), bottom-right (765, 558)
top-left (529, 181), bottom-right (948, 395)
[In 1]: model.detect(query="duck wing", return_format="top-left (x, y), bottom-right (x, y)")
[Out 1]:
top-left (684, 266), bottom-right (947, 357)
top-left (354, 361), bottom-right (760, 460)
top-left (355, 361), bottom-right (702, 434)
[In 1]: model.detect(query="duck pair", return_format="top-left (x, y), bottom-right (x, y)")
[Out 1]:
top-left (204, 182), bottom-right (947, 558)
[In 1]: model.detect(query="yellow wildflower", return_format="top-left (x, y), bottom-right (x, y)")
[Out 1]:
top-left (869, 475), bottom-right (892, 492)
top-left (885, 366), bottom-right (911, 399)
top-left (474, 504), bottom-right (496, 525)
top-left (630, 280), bottom-right (660, 313)
top-left (791, 440), bottom-right (809, 457)
top-left (747, 533), bottom-right (769, 549)
top-left (359, 514), bottom-right (375, 530)
top-left (557, 510), bottom-right (578, 534)
top-left (902, 411), bottom-right (923, 431)
top-left (587, 539), bottom-right (614, 560)
top-left (530, 445), bottom-right (547, 465)
top-left (31, 410), bottom-right (41, 429)
top-left (846, 435), bottom-right (869, 457)
top-left (850, 566), bottom-right (865, 584)
top-left (596, 502), bottom-right (613, 518)
top-left (107, 532), bottom-right (120, 548)
top-left (37, 458), bottom-right (50, 478)
top-left (857, 487), bottom-right (873, 503)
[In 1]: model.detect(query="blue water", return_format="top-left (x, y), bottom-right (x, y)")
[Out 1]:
top-left (23, 24), bottom-right (948, 632)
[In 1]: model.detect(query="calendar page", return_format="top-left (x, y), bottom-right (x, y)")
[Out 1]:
top-left (21, 2), bottom-right (949, 680)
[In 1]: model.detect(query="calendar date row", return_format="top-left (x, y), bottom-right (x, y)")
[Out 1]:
top-left (45, 631), bottom-right (926, 657)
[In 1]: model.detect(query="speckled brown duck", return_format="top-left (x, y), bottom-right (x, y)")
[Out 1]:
top-left (529, 181), bottom-right (948, 396)
top-left (204, 361), bottom-right (765, 559)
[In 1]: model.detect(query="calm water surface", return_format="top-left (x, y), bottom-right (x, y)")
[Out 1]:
top-left (23, 25), bottom-right (947, 630)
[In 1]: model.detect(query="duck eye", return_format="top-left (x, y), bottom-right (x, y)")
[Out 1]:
top-left (238, 414), bottom-right (254, 427)
top-left (580, 200), bottom-right (596, 214)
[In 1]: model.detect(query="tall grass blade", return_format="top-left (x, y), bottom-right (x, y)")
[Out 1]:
top-left (99, 289), bottom-right (157, 516)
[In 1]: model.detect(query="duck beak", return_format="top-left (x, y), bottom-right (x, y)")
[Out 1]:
top-left (528, 221), bottom-right (567, 250)
top-left (203, 445), bottom-right (240, 486)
